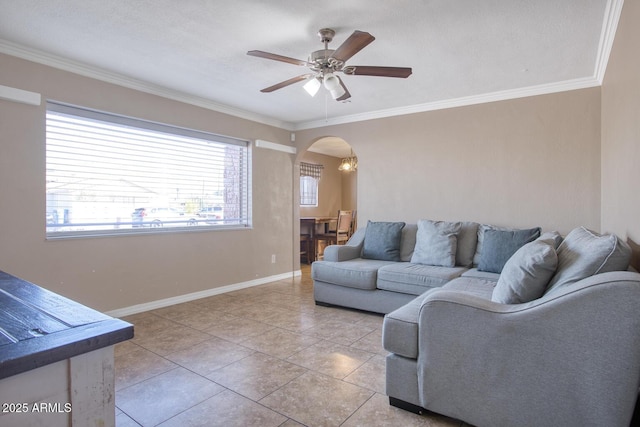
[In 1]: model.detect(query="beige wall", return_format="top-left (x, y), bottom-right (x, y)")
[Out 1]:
top-left (297, 88), bottom-right (602, 235)
top-left (341, 167), bottom-right (357, 213)
top-left (3, 0), bottom-right (639, 311)
top-left (601, 0), bottom-right (640, 269)
top-left (0, 54), bottom-right (295, 312)
top-left (299, 151), bottom-right (342, 217)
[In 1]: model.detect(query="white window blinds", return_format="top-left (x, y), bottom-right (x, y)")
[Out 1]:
top-left (46, 101), bottom-right (251, 238)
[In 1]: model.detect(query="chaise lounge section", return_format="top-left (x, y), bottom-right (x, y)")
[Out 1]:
top-left (312, 220), bottom-right (640, 426)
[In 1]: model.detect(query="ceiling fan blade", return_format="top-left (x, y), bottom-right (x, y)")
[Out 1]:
top-left (260, 74), bottom-right (315, 93)
top-left (344, 66), bottom-right (412, 78)
top-left (330, 30), bottom-right (375, 63)
top-left (247, 50), bottom-right (308, 66)
top-left (336, 76), bottom-right (351, 101)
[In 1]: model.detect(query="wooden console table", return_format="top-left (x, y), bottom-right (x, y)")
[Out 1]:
top-left (0, 270), bottom-right (133, 426)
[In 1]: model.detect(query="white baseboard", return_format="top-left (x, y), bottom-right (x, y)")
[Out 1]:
top-left (106, 270), bottom-right (302, 318)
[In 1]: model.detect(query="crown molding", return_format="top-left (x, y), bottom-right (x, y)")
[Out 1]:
top-left (293, 77), bottom-right (601, 130)
top-left (292, 0), bottom-right (622, 130)
top-left (595, 0), bottom-right (624, 83)
top-left (0, 40), bottom-right (295, 130)
top-left (1, 0), bottom-right (622, 132)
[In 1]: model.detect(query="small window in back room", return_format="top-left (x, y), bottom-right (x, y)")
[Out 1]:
top-left (300, 162), bottom-right (323, 207)
top-left (45, 101), bottom-right (251, 238)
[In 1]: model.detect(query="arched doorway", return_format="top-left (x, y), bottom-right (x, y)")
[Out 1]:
top-left (296, 136), bottom-right (357, 264)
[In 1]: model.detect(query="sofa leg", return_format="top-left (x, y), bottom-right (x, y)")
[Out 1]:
top-left (389, 396), bottom-right (426, 415)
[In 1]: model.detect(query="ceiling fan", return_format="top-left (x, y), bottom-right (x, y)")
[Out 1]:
top-left (247, 28), bottom-right (412, 102)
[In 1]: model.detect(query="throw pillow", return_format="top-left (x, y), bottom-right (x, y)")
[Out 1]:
top-left (478, 227), bottom-right (541, 273)
top-left (473, 224), bottom-right (524, 266)
top-left (491, 240), bottom-right (558, 304)
top-left (411, 220), bottom-right (462, 267)
top-left (545, 227), bottom-right (631, 293)
top-left (362, 221), bottom-right (406, 261)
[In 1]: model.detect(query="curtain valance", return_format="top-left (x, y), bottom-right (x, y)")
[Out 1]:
top-left (300, 162), bottom-right (324, 179)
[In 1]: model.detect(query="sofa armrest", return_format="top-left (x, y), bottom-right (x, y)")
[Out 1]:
top-left (322, 227), bottom-right (365, 262)
top-left (415, 271), bottom-right (640, 427)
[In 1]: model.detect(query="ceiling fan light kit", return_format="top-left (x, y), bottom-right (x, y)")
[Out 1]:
top-left (247, 28), bottom-right (412, 102)
top-left (303, 77), bottom-right (321, 96)
top-left (323, 73), bottom-right (346, 99)
top-left (323, 73), bottom-right (340, 91)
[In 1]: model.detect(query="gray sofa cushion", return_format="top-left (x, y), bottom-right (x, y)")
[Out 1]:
top-left (491, 240), bottom-right (558, 304)
top-left (311, 258), bottom-right (396, 290)
top-left (362, 221), bottom-right (406, 261)
top-left (400, 223), bottom-right (418, 262)
top-left (461, 268), bottom-right (500, 281)
top-left (478, 227), bottom-right (541, 273)
top-left (441, 277), bottom-right (496, 299)
top-left (456, 222), bottom-right (480, 267)
top-left (545, 227), bottom-right (632, 294)
top-left (411, 220), bottom-right (462, 267)
top-left (377, 263), bottom-right (468, 295)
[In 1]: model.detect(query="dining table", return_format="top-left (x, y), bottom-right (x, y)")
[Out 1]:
top-left (300, 216), bottom-right (336, 261)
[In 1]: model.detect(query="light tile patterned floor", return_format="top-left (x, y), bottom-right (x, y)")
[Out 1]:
top-left (115, 265), bottom-right (466, 427)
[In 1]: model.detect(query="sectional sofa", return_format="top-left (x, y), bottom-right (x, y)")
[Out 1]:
top-left (311, 220), bottom-right (640, 427)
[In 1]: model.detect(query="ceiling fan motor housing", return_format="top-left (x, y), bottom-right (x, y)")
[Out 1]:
top-left (309, 49), bottom-right (341, 72)
top-left (311, 28), bottom-right (346, 73)
top-left (317, 28), bottom-right (335, 43)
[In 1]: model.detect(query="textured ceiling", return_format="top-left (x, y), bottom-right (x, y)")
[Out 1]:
top-left (0, 0), bottom-right (616, 134)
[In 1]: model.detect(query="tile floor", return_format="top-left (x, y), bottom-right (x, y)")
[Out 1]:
top-left (115, 265), bottom-right (466, 427)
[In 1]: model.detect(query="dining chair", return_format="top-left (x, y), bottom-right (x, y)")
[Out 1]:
top-left (349, 209), bottom-right (357, 237)
top-left (314, 210), bottom-right (353, 259)
top-left (300, 233), bottom-right (312, 264)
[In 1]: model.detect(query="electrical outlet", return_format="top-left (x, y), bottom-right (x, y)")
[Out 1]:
top-left (271, 254), bottom-right (276, 263)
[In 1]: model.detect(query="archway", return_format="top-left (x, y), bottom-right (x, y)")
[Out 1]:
top-left (295, 136), bottom-right (357, 267)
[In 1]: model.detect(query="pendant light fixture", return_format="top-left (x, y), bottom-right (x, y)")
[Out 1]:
top-left (338, 149), bottom-right (358, 172)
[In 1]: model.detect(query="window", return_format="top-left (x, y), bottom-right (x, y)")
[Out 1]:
top-left (300, 162), bottom-right (323, 207)
top-left (46, 102), bottom-right (251, 238)
top-left (300, 176), bottom-right (319, 206)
